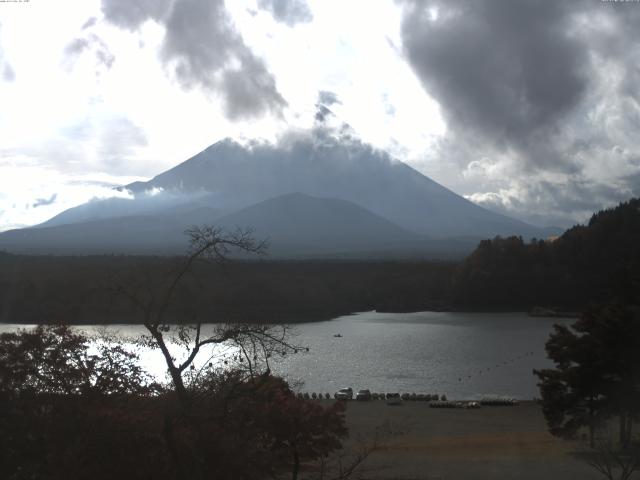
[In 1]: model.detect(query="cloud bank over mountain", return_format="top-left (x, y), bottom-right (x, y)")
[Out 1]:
top-left (116, 124), bottom-right (552, 240)
top-left (1, 0), bottom-right (639, 232)
top-left (399, 0), bottom-right (640, 226)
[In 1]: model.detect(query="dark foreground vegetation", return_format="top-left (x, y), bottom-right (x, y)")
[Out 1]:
top-left (1, 198), bottom-right (639, 324)
top-left (0, 325), bottom-right (351, 480)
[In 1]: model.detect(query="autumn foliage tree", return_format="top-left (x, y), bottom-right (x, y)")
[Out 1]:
top-left (0, 325), bottom-right (164, 480)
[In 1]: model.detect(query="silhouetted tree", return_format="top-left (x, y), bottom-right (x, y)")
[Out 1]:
top-left (114, 226), bottom-right (298, 402)
top-left (535, 304), bottom-right (640, 448)
top-left (0, 324), bottom-right (155, 396)
top-left (0, 325), bottom-right (163, 480)
top-left (113, 225), bottom-right (346, 479)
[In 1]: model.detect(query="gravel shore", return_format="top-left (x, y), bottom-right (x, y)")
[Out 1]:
top-left (327, 400), bottom-right (601, 480)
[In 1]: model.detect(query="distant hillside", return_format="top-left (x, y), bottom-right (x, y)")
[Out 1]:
top-left (0, 193), bottom-right (477, 258)
top-left (213, 192), bottom-right (453, 257)
top-left (0, 206), bottom-right (223, 255)
top-left (452, 198), bottom-right (640, 309)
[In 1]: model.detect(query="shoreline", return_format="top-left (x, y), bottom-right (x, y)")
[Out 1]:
top-left (0, 306), bottom-right (580, 326)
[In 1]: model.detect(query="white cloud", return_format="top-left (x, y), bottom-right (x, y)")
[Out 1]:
top-left (0, 0), bottom-right (638, 232)
top-left (0, 160), bottom-right (144, 232)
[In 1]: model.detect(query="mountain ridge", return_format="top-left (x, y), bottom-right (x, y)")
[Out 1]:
top-left (125, 136), bottom-right (547, 238)
top-left (0, 134), bottom-right (559, 257)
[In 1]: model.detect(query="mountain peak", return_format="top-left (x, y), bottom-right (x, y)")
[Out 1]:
top-left (125, 134), bottom-right (542, 238)
top-left (0, 134), bottom-right (555, 257)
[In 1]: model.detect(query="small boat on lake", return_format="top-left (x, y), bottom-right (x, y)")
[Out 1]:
top-left (333, 334), bottom-right (343, 338)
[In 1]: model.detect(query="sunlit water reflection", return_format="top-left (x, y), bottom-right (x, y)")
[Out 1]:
top-left (0, 311), bottom-right (571, 399)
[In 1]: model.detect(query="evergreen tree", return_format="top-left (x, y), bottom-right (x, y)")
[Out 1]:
top-left (535, 304), bottom-right (640, 448)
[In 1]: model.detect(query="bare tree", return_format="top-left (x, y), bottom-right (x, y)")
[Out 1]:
top-left (576, 428), bottom-right (640, 480)
top-left (115, 226), bottom-right (299, 406)
top-left (111, 226), bottom-right (311, 479)
top-left (306, 421), bottom-right (403, 480)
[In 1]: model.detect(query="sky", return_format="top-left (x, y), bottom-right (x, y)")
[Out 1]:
top-left (0, 0), bottom-right (639, 232)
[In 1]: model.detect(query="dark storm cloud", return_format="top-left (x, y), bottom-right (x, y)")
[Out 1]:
top-left (161, 0), bottom-right (286, 119)
top-left (400, 0), bottom-right (588, 169)
top-left (588, 5), bottom-right (640, 105)
top-left (257, 0), bottom-right (313, 27)
top-left (33, 194), bottom-right (58, 208)
top-left (314, 91), bottom-right (341, 123)
top-left (100, 0), bottom-right (286, 120)
top-left (314, 105), bottom-right (334, 124)
top-left (400, 0), bottom-right (640, 226)
top-left (220, 57), bottom-right (286, 120)
top-left (100, 0), bottom-right (173, 30)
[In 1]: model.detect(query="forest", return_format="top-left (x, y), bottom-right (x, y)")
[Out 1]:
top-left (452, 198), bottom-right (640, 310)
top-left (0, 198), bottom-right (638, 324)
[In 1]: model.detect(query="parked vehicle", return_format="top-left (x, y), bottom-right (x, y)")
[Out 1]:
top-left (429, 401), bottom-right (456, 408)
top-left (335, 388), bottom-right (353, 400)
top-left (480, 397), bottom-right (518, 406)
top-left (356, 389), bottom-right (371, 401)
top-left (386, 392), bottom-right (402, 406)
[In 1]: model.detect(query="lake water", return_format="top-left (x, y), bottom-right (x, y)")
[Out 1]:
top-left (1, 311), bottom-right (571, 400)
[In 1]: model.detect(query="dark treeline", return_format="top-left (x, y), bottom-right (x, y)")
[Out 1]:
top-left (1, 198), bottom-right (638, 323)
top-left (452, 198), bottom-right (640, 310)
top-left (0, 255), bottom-right (455, 324)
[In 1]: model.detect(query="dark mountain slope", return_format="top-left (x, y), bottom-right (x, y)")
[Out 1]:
top-left (213, 192), bottom-right (420, 255)
top-left (0, 193), bottom-right (476, 258)
top-left (127, 137), bottom-right (548, 239)
top-left (0, 205), bottom-right (223, 255)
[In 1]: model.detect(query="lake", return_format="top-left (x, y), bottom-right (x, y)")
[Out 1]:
top-left (1, 311), bottom-right (571, 399)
